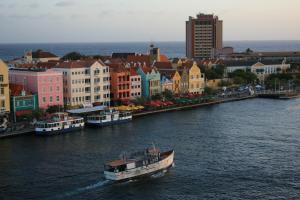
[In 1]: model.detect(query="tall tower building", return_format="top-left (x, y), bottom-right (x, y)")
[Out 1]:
top-left (186, 13), bottom-right (223, 59)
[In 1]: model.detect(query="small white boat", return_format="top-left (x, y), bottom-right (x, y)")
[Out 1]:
top-left (104, 147), bottom-right (174, 181)
top-left (35, 112), bottom-right (84, 136)
top-left (86, 108), bottom-right (132, 127)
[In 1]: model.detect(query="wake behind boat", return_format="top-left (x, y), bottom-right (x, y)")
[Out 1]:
top-left (104, 147), bottom-right (174, 181)
top-left (35, 112), bottom-right (84, 135)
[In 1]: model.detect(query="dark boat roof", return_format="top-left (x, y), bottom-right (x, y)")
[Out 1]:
top-left (105, 148), bottom-right (161, 167)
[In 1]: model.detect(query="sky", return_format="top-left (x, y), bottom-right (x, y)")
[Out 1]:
top-left (0, 0), bottom-right (300, 43)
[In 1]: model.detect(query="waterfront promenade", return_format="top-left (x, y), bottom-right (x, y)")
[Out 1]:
top-left (0, 95), bottom-right (255, 139)
top-left (1, 91), bottom-right (299, 139)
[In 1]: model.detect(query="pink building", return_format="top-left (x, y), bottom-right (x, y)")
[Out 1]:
top-left (9, 69), bottom-right (63, 109)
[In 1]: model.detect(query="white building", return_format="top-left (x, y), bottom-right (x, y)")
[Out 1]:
top-left (53, 60), bottom-right (110, 107)
top-left (251, 62), bottom-right (290, 81)
top-left (225, 60), bottom-right (290, 81)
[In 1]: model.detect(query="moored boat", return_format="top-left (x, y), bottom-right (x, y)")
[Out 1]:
top-left (35, 112), bottom-right (84, 135)
top-left (104, 147), bottom-right (174, 181)
top-left (86, 108), bottom-right (132, 127)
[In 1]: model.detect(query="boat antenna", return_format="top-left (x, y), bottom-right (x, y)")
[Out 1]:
top-left (152, 142), bottom-right (156, 151)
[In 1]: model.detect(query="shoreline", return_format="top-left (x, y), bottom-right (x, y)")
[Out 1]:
top-left (0, 95), bottom-right (256, 139)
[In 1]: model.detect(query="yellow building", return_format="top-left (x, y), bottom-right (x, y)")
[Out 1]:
top-left (206, 79), bottom-right (222, 89)
top-left (188, 62), bottom-right (205, 94)
top-left (0, 60), bottom-right (10, 113)
top-left (172, 71), bottom-right (181, 94)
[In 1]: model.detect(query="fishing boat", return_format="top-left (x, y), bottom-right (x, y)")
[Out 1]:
top-left (86, 108), bottom-right (132, 127)
top-left (104, 147), bottom-right (175, 181)
top-left (35, 112), bottom-right (84, 135)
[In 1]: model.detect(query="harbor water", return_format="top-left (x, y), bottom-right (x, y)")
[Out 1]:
top-left (1, 98), bottom-right (300, 199)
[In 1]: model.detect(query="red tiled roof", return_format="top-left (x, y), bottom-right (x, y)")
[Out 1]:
top-left (36, 61), bottom-right (62, 68)
top-left (130, 67), bottom-right (138, 76)
top-left (10, 84), bottom-right (32, 96)
top-left (159, 54), bottom-right (169, 62)
top-left (153, 61), bottom-right (173, 69)
top-left (141, 66), bottom-right (153, 74)
top-left (55, 60), bottom-right (104, 69)
top-left (15, 63), bottom-right (35, 68)
top-left (127, 55), bottom-right (151, 66)
top-left (108, 63), bottom-right (129, 73)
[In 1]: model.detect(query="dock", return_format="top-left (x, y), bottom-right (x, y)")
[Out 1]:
top-left (133, 95), bottom-right (256, 118)
top-left (257, 91), bottom-right (300, 100)
top-left (0, 127), bottom-right (34, 139)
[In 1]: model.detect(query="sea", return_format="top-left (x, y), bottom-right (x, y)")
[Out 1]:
top-left (1, 98), bottom-right (300, 200)
top-left (1, 40), bottom-right (300, 61)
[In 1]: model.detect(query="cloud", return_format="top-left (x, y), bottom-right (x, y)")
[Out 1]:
top-left (55, 1), bottom-right (75, 7)
top-left (7, 13), bottom-right (61, 20)
top-left (28, 3), bottom-right (39, 8)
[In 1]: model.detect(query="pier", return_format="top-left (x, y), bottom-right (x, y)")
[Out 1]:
top-left (257, 91), bottom-right (300, 100)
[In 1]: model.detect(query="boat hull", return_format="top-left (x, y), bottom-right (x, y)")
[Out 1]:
top-left (87, 118), bottom-right (132, 127)
top-left (35, 126), bottom-right (84, 136)
top-left (104, 150), bottom-right (174, 181)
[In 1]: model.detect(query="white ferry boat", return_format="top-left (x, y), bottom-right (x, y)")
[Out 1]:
top-left (86, 108), bottom-right (132, 127)
top-left (35, 112), bottom-right (84, 136)
top-left (104, 147), bottom-right (174, 181)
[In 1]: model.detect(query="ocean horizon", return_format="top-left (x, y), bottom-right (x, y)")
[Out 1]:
top-left (1, 40), bottom-right (300, 61)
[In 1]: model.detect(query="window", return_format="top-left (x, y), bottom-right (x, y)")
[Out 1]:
top-left (50, 96), bottom-right (53, 102)
top-left (0, 75), bottom-right (3, 82)
top-left (56, 86), bottom-right (59, 91)
top-left (56, 96), bottom-right (60, 102)
top-left (50, 87), bottom-right (53, 92)
top-left (43, 97), bottom-right (46, 103)
top-left (1, 100), bottom-right (4, 108)
top-left (0, 87), bottom-right (4, 95)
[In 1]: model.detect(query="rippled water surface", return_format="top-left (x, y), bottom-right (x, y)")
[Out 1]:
top-left (1, 98), bottom-right (300, 200)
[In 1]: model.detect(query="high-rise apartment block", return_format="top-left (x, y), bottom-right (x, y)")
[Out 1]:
top-left (186, 13), bottom-right (223, 59)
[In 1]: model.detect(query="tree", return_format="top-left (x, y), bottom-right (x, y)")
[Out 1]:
top-left (62, 52), bottom-right (86, 60)
top-left (228, 70), bottom-right (257, 84)
top-left (245, 48), bottom-right (254, 54)
top-left (32, 109), bottom-right (45, 120)
top-left (162, 90), bottom-right (174, 101)
top-left (204, 87), bottom-right (216, 95)
top-left (46, 105), bottom-right (62, 114)
top-left (151, 94), bottom-right (162, 100)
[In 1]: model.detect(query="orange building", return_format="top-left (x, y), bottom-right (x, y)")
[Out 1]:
top-left (108, 63), bottom-right (131, 102)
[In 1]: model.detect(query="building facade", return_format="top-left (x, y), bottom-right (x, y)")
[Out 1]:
top-left (130, 68), bottom-right (142, 99)
top-left (137, 66), bottom-right (161, 98)
top-left (10, 84), bottom-right (38, 120)
top-left (251, 62), bottom-right (290, 82)
top-left (9, 69), bottom-right (63, 110)
top-left (172, 71), bottom-right (182, 94)
top-left (161, 76), bottom-right (173, 93)
top-left (179, 67), bottom-right (189, 94)
top-left (0, 60), bottom-right (10, 114)
top-left (53, 60), bottom-right (110, 107)
top-left (109, 64), bottom-right (131, 102)
top-left (186, 13), bottom-right (223, 59)
top-left (188, 62), bottom-right (205, 94)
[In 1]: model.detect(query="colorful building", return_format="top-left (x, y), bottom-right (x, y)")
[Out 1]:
top-left (9, 69), bottom-right (63, 110)
top-left (24, 50), bottom-right (60, 63)
top-left (0, 60), bottom-right (10, 114)
top-left (178, 67), bottom-right (189, 94)
top-left (130, 68), bottom-right (142, 99)
top-left (172, 71), bottom-right (182, 94)
top-left (188, 62), bottom-right (205, 94)
top-left (137, 65), bottom-right (161, 98)
top-left (161, 76), bottom-right (173, 93)
top-left (10, 84), bottom-right (38, 121)
top-left (53, 60), bottom-right (110, 107)
top-left (108, 63), bottom-right (131, 102)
